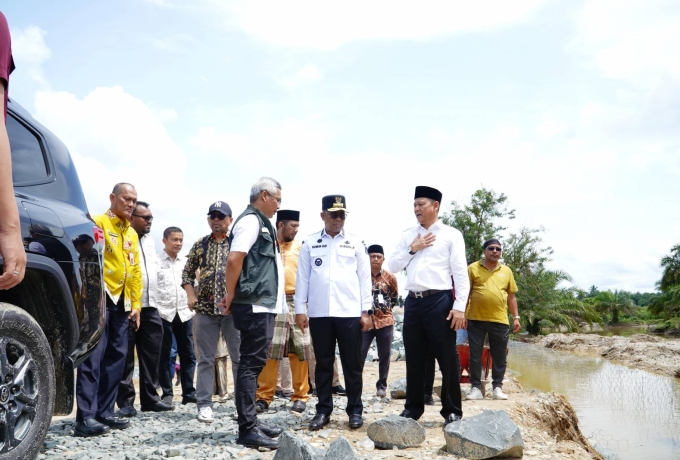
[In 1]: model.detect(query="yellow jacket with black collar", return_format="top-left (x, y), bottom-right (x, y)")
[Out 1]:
top-left (93, 210), bottom-right (143, 311)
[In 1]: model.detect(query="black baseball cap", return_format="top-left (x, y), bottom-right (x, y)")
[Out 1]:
top-left (207, 201), bottom-right (232, 217)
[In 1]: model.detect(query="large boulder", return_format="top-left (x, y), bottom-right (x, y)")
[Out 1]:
top-left (444, 410), bottom-right (524, 459)
top-left (325, 437), bottom-right (359, 460)
top-left (367, 415), bottom-right (426, 449)
top-left (389, 378), bottom-right (407, 399)
top-left (273, 431), bottom-right (326, 460)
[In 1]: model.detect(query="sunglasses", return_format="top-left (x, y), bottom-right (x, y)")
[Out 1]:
top-left (132, 214), bottom-right (153, 222)
top-left (486, 246), bottom-right (502, 252)
top-left (326, 211), bottom-right (346, 220)
top-left (208, 213), bottom-right (228, 221)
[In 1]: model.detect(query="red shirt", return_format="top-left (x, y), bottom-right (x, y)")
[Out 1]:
top-left (0, 11), bottom-right (16, 121)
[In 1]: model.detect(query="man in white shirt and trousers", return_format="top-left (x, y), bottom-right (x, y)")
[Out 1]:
top-left (295, 195), bottom-right (372, 431)
top-left (223, 177), bottom-right (286, 450)
top-left (388, 186), bottom-right (470, 426)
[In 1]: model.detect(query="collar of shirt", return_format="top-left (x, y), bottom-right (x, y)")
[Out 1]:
top-left (105, 209), bottom-right (129, 230)
top-left (480, 260), bottom-right (503, 272)
top-left (371, 269), bottom-right (384, 279)
top-left (320, 228), bottom-right (345, 239)
top-left (418, 219), bottom-right (443, 233)
top-left (160, 250), bottom-right (183, 263)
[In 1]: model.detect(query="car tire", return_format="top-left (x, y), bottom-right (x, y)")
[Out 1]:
top-left (0, 302), bottom-right (55, 460)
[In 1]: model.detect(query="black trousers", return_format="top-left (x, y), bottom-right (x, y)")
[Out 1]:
top-left (159, 314), bottom-right (196, 399)
top-left (116, 307), bottom-right (163, 408)
top-left (467, 319), bottom-right (509, 389)
top-left (76, 297), bottom-right (129, 421)
top-left (231, 304), bottom-right (275, 434)
top-left (310, 316), bottom-right (363, 417)
top-left (403, 290), bottom-right (462, 420)
top-left (360, 325), bottom-right (393, 390)
top-left (424, 351), bottom-right (436, 396)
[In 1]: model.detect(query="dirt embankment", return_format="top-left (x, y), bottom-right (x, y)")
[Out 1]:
top-left (525, 333), bottom-right (680, 378)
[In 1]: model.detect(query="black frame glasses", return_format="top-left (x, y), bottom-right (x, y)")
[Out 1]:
top-left (486, 246), bottom-right (502, 252)
top-left (208, 213), bottom-right (227, 221)
top-left (132, 214), bottom-right (153, 222)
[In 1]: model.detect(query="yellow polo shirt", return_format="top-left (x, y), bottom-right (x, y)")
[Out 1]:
top-left (466, 260), bottom-right (517, 325)
top-left (280, 239), bottom-right (301, 295)
top-left (93, 210), bottom-right (143, 311)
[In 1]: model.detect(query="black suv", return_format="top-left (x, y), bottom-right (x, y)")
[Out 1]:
top-left (0, 99), bottom-right (105, 459)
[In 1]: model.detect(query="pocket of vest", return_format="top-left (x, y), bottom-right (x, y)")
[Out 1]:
top-left (258, 232), bottom-right (276, 258)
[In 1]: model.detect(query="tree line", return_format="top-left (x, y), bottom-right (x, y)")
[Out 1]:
top-left (443, 188), bottom-right (678, 335)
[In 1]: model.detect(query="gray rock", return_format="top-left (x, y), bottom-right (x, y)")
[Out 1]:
top-left (272, 431), bottom-right (326, 460)
top-left (357, 437), bottom-right (375, 451)
top-left (325, 437), bottom-right (359, 459)
top-left (444, 410), bottom-right (524, 459)
top-left (389, 378), bottom-right (408, 399)
top-left (166, 447), bottom-right (181, 457)
top-left (367, 415), bottom-right (426, 449)
top-left (390, 349), bottom-right (400, 362)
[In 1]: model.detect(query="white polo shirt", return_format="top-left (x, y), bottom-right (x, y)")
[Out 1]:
top-left (387, 219), bottom-right (470, 312)
top-left (294, 228), bottom-right (372, 318)
top-left (230, 213), bottom-right (285, 314)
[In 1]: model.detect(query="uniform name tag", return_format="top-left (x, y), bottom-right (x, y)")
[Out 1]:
top-left (378, 293), bottom-right (385, 304)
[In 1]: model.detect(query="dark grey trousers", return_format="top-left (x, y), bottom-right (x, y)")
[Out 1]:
top-left (467, 319), bottom-right (509, 389)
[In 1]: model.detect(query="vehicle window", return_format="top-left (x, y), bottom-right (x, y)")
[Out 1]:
top-left (8, 114), bottom-right (48, 184)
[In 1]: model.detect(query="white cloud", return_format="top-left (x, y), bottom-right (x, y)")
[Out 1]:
top-left (280, 65), bottom-right (324, 90)
top-left (572, 0), bottom-right (680, 87)
top-left (10, 25), bottom-right (52, 87)
top-left (213, 0), bottom-right (550, 50)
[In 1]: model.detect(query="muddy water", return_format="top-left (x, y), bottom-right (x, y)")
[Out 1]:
top-left (507, 341), bottom-right (680, 460)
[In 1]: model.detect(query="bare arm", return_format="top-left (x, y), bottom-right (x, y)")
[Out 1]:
top-left (223, 251), bottom-right (246, 315)
top-left (508, 292), bottom-right (520, 333)
top-left (0, 84), bottom-right (26, 289)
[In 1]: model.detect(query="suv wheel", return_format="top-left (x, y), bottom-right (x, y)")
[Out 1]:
top-left (0, 303), bottom-right (55, 459)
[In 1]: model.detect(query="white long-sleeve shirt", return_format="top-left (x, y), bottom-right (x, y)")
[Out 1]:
top-left (139, 234), bottom-right (158, 309)
top-left (156, 251), bottom-right (195, 323)
top-left (387, 219), bottom-right (470, 312)
top-left (294, 228), bottom-right (372, 318)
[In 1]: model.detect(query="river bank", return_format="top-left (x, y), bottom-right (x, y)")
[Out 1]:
top-left (45, 360), bottom-right (602, 459)
top-left (522, 333), bottom-right (680, 378)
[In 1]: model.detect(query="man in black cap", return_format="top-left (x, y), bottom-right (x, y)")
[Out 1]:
top-left (361, 244), bottom-right (399, 398)
top-left (255, 210), bottom-right (311, 413)
top-left (295, 195), bottom-right (372, 430)
top-left (387, 186), bottom-right (470, 425)
top-left (182, 200), bottom-right (241, 423)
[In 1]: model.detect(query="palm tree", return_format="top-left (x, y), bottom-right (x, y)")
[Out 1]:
top-left (648, 285), bottom-right (680, 318)
top-left (590, 290), bottom-right (635, 324)
top-left (659, 245), bottom-right (680, 292)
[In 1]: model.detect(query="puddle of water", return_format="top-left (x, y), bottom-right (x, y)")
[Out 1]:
top-left (507, 341), bottom-right (680, 460)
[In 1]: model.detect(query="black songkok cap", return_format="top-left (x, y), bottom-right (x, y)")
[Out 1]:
top-left (322, 195), bottom-right (348, 212)
top-left (367, 244), bottom-right (384, 255)
top-left (483, 238), bottom-right (502, 249)
top-left (277, 210), bottom-right (300, 222)
top-left (414, 186), bottom-right (442, 202)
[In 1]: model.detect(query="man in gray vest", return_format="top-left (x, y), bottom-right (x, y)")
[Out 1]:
top-left (223, 177), bottom-right (286, 450)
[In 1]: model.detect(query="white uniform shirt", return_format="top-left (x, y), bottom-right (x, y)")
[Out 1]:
top-left (230, 213), bottom-right (285, 315)
top-left (294, 228), bottom-right (372, 318)
top-left (156, 251), bottom-right (195, 323)
top-left (139, 234), bottom-right (158, 309)
top-left (387, 219), bottom-right (470, 312)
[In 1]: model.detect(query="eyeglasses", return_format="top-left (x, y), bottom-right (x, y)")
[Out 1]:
top-left (132, 214), bottom-right (153, 222)
top-left (486, 246), bottom-right (502, 252)
top-left (267, 192), bottom-right (282, 204)
top-left (326, 211), bottom-right (346, 220)
top-left (208, 213), bottom-right (228, 221)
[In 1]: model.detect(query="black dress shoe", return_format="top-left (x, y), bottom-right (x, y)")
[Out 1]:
top-left (95, 416), bottom-right (130, 430)
top-left (141, 401), bottom-right (175, 412)
top-left (275, 390), bottom-right (291, 400)
top-left (399, 409), bottom-right (418, 420)
top-left (74, 419), bottom-right (110, 437)
top-left (236, 427), bottom-right (279, 449)
top-left (255, 400), bottom-right (269, 413)
top-left (182, 394), bottom-right (198, 405)
top-left (116, 406), bottom-right (137, 418)
top-left (291, 400), bottom-right (306, 413)
top-left (423, 394), bottom-right (435, 405)
top-left (444, 414), bottom-right (462, 426)
top-left (332, 385), bottom-right (346, 395)
top-left (348, 414), bottom-right (363, 429)
top-left (257, 421), bottom-right (283, 438)
top-left (309, 413), bottom-right (330, 430)
top-left (312, 388), bottom-right (317, 397)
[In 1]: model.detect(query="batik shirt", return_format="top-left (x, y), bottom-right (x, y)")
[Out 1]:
top-left (370, 269), bottom-right (398, 329)
top-left (181, 233), bottom-right (229, 316)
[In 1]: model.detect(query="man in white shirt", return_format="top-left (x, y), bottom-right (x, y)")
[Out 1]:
top-left (156, 226), bottom-right (196, 408)
top-left (117, 202), bottom-right (173, 416)
top-left (295, 195), bottom-right (372, 431)
top-left (387, 186), bottom-right (470, 426)
top-left (224, 177), bottom-right (286, 450)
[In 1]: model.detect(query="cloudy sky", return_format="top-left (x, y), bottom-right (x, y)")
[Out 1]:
top-left (5, 0), bottom-right (679, 293)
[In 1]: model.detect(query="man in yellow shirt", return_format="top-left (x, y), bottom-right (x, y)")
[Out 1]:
top-left (465, 238), bottom-right (520, 401)
top-left (75, 183), bottom-right (142, 437)
top-left (255, 210), bottom-right (310, 413)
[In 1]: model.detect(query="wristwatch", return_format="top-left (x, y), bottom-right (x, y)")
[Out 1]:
top-left (513, 316), bottom-right (520, 320)
top-left (408, 246), bottom-right (416, 255)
